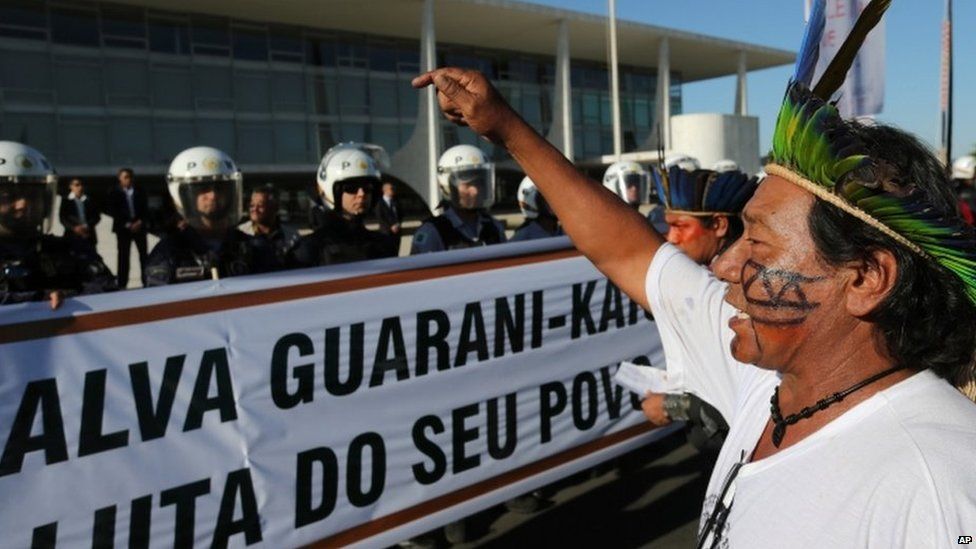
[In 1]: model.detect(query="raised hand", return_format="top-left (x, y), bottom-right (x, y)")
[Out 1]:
top-left (412, 68), bottom-right (521, 144)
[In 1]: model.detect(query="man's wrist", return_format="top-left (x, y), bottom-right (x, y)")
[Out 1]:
top-left (663, 393), bottom-right (692, 421)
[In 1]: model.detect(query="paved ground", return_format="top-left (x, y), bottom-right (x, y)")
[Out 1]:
top-left (403, 431), bottom-right (713, 549)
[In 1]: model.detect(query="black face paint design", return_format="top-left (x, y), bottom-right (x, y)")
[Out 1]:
top-left (742, 259), bottom-right (825, 326)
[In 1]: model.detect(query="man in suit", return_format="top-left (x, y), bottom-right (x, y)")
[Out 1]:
top-left (373, 181), bottom-right (402, 255)
top-left (108, 167), bottom-right (149, 287)
top-left (59, 178), bottom-right (101, 250)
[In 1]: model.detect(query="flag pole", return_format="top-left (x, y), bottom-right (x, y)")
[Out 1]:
top-left (940, 0), bottom-right (953, 164)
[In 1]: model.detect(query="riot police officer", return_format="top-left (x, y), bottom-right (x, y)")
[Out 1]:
top-left (296, 145), bottom-right (397, 266)
top-left (510, 176), bottom-right (562, 242)
top-left (410, 144), bottom-right (507, 254)
top-left (0, 141), bottom-right (116, 307)
top-left (145, 146), bottom-right (253, 285)
top-left (602, 160), bottom-right (650, 210)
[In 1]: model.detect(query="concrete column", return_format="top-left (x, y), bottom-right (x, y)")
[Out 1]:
top-left (735, 50), bottom-right (748, 116)
top-left (655, 37), bottom-right (671, 151)
top-left (390, 0), bottom-right (442, 212)
top-left (545, 19), bottom-right (574, 161)
top-left (608, 0), bottom-right (622, 158)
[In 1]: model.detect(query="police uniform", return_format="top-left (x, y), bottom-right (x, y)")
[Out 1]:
top-left (144, 228), bottom-right (254, 286)
top-left (295, 209), bottom-right (396, 266)
top-left (0, 235), bottom-right (116, 304)
top-left (410, 207), bottom-right (507, 254)
top-left (238, 220), bottom-right (303, 273)
top-left (510, 219), bottom-right (562, 242)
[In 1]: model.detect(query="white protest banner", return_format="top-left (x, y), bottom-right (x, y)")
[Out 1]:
top-left (0, 238), bottom-right (671, 548)
top-left (811, 0), bottom-right (887, 117)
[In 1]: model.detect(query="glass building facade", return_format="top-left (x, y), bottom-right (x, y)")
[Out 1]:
top-left (0, 0), bottom-right (682, 175)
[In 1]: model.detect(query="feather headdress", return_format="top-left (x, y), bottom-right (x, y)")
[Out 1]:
top-left (770, 0), bottom-right (976, 304)
top-left (652, 166), bottom-right (757, 217)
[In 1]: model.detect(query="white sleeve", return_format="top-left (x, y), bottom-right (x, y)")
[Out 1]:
top-left (644, 243), bottom-right (746, 422)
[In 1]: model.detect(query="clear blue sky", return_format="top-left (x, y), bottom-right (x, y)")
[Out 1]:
top-left (531, 0), bottom-right (976, 159)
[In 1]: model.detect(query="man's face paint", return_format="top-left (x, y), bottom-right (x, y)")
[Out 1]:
top-left (665, 212), bottom-right (724, 265)
top-left (740, 259), bottom-right (825, 326)
top-left (713, 176), bottom-right (844, 370)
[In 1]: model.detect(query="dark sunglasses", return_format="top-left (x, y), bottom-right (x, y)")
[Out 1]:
top-left (341, 181), bottom-right (374, 194)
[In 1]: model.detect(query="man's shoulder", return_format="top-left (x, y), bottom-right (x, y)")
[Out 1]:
top-left (881, 372), bottom-right (976, 453)
top-left (411, 220), bottom-right (444, 252)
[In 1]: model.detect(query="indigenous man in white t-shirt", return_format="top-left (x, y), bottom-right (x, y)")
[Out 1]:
top-left (413, 2), bottom-right (976, 546)
top-left (641, 167), bottom-right (758, 455)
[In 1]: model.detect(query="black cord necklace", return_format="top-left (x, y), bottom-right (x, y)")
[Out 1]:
top-left (769, 365), bottom-right (907, 447)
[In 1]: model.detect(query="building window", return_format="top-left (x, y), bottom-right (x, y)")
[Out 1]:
top-left (339, 122), bottom-right (366, 143)
top-left (101, 5), bottom-right (147, 50)
top-left (317, 123), bottom-right (336, 155)
top-left (311, 76), bottom-right (337, 115)
top-left (274, 121), bottom-right (308, 163)
top-left (151, 65), bottom-right (193, 109)
top-left (271, 71), bottom-right (306, 112)
top-left (51, 6), bottom-right (99, 47)
top-left (148, 16), bottom-right (189, 55)
top-left (397, 78), bottom-right (418, 118)
top-left (60, 117), bottom-right (107, 165)
top-left (306, 36), bottom-right (336, 67)
top-left (193, 65), bottom-right (233, 110)
top-left (270, 28), bottom-right (304, 64)
top-left (234, 71), bottom-right (271, 113)
top-left (397, 48), bottom-right (419, 74)
top-left (233, 26), bottom-right (269, 62)
top-left (369, 78), bottom-right (398, 118)
top-left (196, 118), bottom-right (235, 154)
top-left (191, 16), bottom-right (230, 57)
top-left (336, 41), bottom-right (367, 69)
top-left (109, 117), bottom-right (153, 164)
top-left (370, 123), bottom-right (400, 154)
top-left (1, 113), bottom-right (57, 158)
top-left (0, 0), bottom-right (47, 41)
top-left (154, 120), bottom-right (194, 162)
top-left (55, 58), bottom-right (103, 106)
top-left (338, 74), bottom-right (368, 115)
top-left (1, 49), bottom-right (52, 95)
top-left (368, 44), bottom-right (398, 73)
top-left (237, 123), bottom-right (274, 163)
top-left (106, 59), bottom-right (150, 107)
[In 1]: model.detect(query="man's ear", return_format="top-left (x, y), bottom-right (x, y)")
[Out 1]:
top-left (712, 215), bottom-right (729, 238)
top-left (845, 248), bottom-right (898, 317)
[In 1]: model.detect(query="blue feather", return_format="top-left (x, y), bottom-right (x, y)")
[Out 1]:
top-left (651, 169), bottom-right (670, 209)
top-left (670, 166), bottom-right (695, 210)
top-left (794, 0), bottom-right (826, 85)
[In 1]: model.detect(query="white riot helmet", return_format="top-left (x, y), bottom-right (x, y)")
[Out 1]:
top-left (517, 176), bottom-right (554, 220)
top-left (322, 142), bottom-right (390, 172)
top-left (316, 148), bottom-right (381, 209)
top-left (664, 153), bottom-right (701, 172)
top-left (0, 141), bottom-right (57, 237)
top-left (603, 161), bottom-right (649, 207)
top-left (437, 144), bottom-right (495, 210)
top-left (712, 159), bottom-right (739, 173)
top-left (166, 146), bottom-right (242, 234)
top-left (952, 156), bottom-right (976, 181)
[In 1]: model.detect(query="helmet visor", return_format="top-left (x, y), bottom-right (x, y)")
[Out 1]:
top-left (176, 179), bottom-right (241, 233)
top-left (448, 166), bottom-right (495, 209)
top-left (0, 182), bottom-right (53, 236)
top-left (620, 172), bottom-right (648, 206)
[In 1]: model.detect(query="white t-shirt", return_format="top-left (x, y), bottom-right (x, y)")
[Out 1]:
top-left (645, 243), bottom-right (976, 548)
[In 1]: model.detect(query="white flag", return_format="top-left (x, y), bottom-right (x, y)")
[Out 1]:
top-left (812, 0), bottom-right (887, 117)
